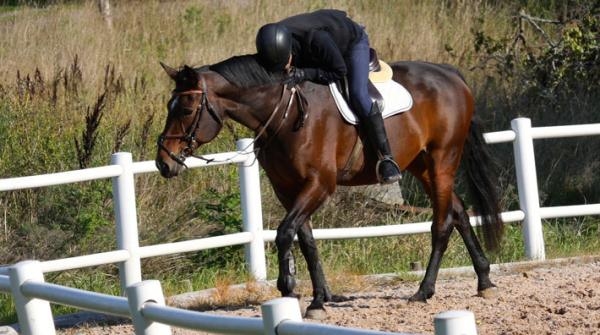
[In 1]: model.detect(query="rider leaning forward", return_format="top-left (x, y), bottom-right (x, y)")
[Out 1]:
top-left (255, 9), bottom-right (402, 184)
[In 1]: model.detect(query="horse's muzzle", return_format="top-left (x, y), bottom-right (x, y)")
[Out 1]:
top-left (155, 158), bottom-right (182, 178)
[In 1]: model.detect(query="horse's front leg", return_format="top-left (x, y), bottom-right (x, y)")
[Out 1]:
top-left (275, 214), bottom-right (302, 299)
top-left (297, 221), bottom-right (331, 319)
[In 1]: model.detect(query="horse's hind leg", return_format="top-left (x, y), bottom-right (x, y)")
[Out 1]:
top-left (407, 152), bottom-right (458, 302)
top-left (451, 193), bottom-right (497, 296)
top-left (409, 199), bottom-right (455, 302)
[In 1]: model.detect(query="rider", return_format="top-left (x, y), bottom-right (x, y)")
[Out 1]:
top-left (255, 9), bottom-right (402, 184)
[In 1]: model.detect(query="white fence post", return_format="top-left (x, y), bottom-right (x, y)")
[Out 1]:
top-left (511, 118), bottom-right (545, 260)
top-left (261, 297), bottom-right (303, 335)
top-left (111, 152), bottom-right (143, 294)
top-left (9, 261), bottom-right (56, 335)
top-left (237, 139), bottom-right (267, 281)
top-left (127, 280), bottom-right (172, 335)
top-left (434, 310), bottom-right (478, 335)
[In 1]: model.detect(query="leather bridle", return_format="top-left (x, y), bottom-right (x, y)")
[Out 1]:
top-left (157, 81), bottom-right (223, 167)
top-left (158, 76), bottom-right (303, 168)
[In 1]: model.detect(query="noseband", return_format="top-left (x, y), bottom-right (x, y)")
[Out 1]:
top-left (159, 78), bottom-right (303, 168)
top-left (157, 82), bottom-right (223, 167)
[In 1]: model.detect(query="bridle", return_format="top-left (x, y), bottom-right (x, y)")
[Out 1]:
top-left (158, 75), bottom-right (304, 168)
top-left (157, 79), bottom-right (223, 167)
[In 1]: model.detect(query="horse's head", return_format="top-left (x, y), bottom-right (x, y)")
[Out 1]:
top-left (155, 62), bottom-right (224, 178)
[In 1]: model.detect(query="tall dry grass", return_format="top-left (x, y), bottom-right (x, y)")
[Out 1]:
top-left (0, 0), bottom-right (515, 260)
top-left (0, 0), bottom-right (512, 86)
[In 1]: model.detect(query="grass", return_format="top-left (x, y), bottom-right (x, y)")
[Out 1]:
top-left (0, 0), bottom-right (599, 326)
top-left (0, 1), bottom-right (513, 87)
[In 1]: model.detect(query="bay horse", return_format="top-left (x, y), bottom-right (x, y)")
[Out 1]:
top-left (155, 54), bottom-right (503, 318)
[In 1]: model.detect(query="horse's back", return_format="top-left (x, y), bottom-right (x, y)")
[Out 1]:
top-left (390, 61), bottom-right (473, 124)
top-left (390, 61), bottom-right (470, 95)
top-left (383, 61), bottom-right (475, 166)
top-left (281, 61), bottom-right (474, 185)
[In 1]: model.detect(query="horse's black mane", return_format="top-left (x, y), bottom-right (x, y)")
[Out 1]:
top-left (208, 54), bottom-right (285, 88)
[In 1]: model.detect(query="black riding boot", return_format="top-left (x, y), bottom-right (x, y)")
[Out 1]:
top-left (363, 105), bottom-right (402, 184)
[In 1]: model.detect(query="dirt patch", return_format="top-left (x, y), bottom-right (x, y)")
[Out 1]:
top-left (18, 257), bottom-right (600, 334)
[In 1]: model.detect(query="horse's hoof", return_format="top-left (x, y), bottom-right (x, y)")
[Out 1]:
top-left (285, 292), bottom-right (302, 299)
top-left (478, 286), bottom-right (498, 299)
top-left (408, 294), bottom-right (428, 303)
top-left (408, 297), bottom-right (427, 304)
top-left (304, 307), bottom-right (327, 320)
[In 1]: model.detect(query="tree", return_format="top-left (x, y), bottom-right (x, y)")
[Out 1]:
top-left (97, 0), bottom-right (112, 29)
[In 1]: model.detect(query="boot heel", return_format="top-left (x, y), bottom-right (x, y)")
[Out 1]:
top-left (376, 157), bottom-right (402, 184)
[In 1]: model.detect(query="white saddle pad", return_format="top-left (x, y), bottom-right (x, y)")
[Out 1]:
top-left (329, 80), bottom-right (413, 125)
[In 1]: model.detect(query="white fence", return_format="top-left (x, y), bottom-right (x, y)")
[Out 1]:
top-left (0, 118), bottom-right (599, 334)
top-left (5, 260), bottom-right (452, 335)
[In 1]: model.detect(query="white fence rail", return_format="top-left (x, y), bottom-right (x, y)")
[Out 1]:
top-left (1, 118), bottom-right (599, 334)
top-left (0, 261), bottom-right (436, 335)
top-left (486, 118), bottom-right (600, 259)
top-left (1, 261), bottom-right (428, 335)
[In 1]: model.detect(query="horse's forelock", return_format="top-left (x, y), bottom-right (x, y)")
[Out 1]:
top-left (174, 65), bottom-right (202, 89)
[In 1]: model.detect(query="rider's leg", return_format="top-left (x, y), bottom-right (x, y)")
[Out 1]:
top-left (346, 29), bottom-right (401, 184)
top-left (362, 103), bottom-right (402, 183)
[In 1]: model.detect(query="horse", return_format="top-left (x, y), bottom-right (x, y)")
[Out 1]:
top-left (155, 54), bottom-right (504, 319)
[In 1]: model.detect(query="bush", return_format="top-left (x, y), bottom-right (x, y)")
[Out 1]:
top-left (469, 4), bottom-right (600, 206)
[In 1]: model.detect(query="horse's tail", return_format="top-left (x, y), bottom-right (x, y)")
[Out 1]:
top-left (462, 118), bottom-right (504, 252)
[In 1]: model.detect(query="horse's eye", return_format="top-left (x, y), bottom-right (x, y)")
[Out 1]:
top-left (180, 107), bottom-right (195, 116)
top-left (169, 103), bottom-right (194, 117)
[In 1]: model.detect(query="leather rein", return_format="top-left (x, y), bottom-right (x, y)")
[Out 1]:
top-left (158, 78), bottom-right (303, 167)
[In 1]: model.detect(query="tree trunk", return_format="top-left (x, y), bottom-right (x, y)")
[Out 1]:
top-left (98, 0), bottom-right (113, 29)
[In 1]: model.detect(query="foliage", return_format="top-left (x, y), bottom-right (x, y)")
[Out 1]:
top-left (469, 3), bottom-right (600, 206)
top-left (189, 188), bottom-right (245, 270)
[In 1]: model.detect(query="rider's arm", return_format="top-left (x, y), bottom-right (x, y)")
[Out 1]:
top-left (301, 30), bottom-right (347, 84)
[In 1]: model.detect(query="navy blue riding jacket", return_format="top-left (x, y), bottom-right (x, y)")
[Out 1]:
top-left (278, 9), bottom-right (364, 84)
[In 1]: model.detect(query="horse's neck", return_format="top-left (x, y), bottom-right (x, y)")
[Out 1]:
top-left (223, 85), bottom-right (287, 133)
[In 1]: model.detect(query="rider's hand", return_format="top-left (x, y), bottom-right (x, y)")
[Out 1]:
top-left (283, 67), bottom-right (307, 89)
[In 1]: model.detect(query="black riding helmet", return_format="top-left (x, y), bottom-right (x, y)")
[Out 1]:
top-left (256, 23), bottom-right (292, 72)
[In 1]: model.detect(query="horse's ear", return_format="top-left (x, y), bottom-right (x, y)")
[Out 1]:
top-left (160, 61), bottom-right (178, 80)
top-left (182, 65), bottom-right (198, 77)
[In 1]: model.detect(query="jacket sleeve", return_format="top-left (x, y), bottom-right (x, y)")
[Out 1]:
top-left (302, 29), bottom-right (347, 84)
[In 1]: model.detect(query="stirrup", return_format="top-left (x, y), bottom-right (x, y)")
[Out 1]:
top-left (375, 157), bottom-right (402, 184)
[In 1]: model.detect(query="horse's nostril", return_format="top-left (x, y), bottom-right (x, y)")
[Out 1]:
top-left (156, 160), bottom-right (169, 177)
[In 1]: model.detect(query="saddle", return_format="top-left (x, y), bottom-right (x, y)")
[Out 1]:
top-left (331, 49), bottom-right (413, 125)
top-left (337, 48), bottom-right (394, 110)
top-left (295, 49), bottom-right (412, 129)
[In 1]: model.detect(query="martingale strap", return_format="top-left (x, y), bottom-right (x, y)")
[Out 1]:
top-left (254, 85), bottom-right (295, 140)
top-left (293, 87), bottom-right (309, 130)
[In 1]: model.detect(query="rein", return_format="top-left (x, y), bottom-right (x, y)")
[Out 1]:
top-left (222, 85), bottom-right (299, 163)
top-left (159, 80), bottom-right (300, 167)
top-left (253, 86), bottom-right (297, 142)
